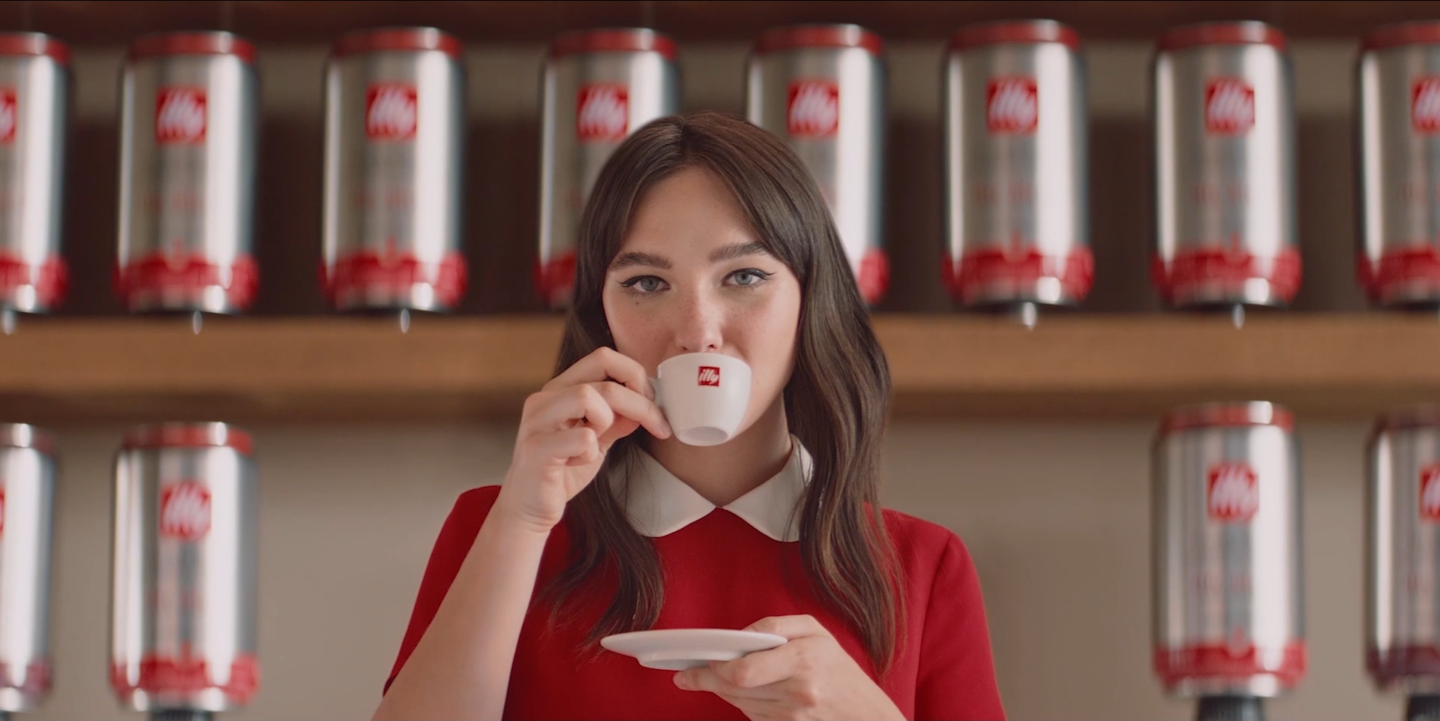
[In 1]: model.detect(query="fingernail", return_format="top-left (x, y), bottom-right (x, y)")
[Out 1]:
top-left (673, 673), bottom-right (688, 689)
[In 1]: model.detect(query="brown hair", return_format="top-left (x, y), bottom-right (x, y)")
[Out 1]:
top-left (539, 111), bottom-right (902, 671)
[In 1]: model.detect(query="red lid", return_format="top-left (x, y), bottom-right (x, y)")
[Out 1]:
top-left (1371, 406), bottom-right (1440, 435)
top-left (123, 423), bottom-right (254, 456)
top-left (754, 24), bottom-right (884, 57)
top-left (0, 32), bottom-right (69, 66)
top-left (129, 31), bottom-right (256, 65)
top-left (1157, 21), bottom-right (1288, 53)
top-left (1362, 21), bottom-right (1440, 52)
top-left (948, 20), bottom-right (1080, 53)
top-left (332, 27), bottom-right (463, 60)
top-left (1159, 402), bottom-right (1294, 435)
top-left (549, 28), bottom-right (676, 62)
top-left (0, 423), bottom-right (57, 457)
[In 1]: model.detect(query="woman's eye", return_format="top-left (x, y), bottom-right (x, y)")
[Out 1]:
top-left (729, 269), bottom-right (770, 287)
top-left (621, 276), bottom-right (667, 293)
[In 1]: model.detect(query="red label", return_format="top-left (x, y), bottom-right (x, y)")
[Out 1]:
top-left (155, 87), bottom-right (207, 144)
top-left (576, 84), bottom-right (629, 143)
top-left (986, 78), bottom-right (1038, 134)
top-left (1204, 79), bottom-right (1254, 135)
top-left (0, 488), bottom-right (5, 537)
top-left (786, 80), bottom-right (839, 138)
top-left (1207, 463), bottom-right (1259, 522)
top-left (697, 366), bottom-right (720, 386)
top-left (1421, 465), bottom-right (1440, 522)
top-left (110, 654), bottom-right (258, 704)
top-left (0, 89), bottom-right (16, 144)
top-left (1413, 78), bottom-right (1440, 134)
top-left (160, 482), bottom-right (211, 541)
top-left (366, 84), bottom-right (417, 141)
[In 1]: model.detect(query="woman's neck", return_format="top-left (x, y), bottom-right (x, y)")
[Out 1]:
top-left (643, 399), bottom-right (794, 508)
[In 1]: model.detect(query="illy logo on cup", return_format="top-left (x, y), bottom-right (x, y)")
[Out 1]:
top-left (986, 78), bottom-right (1038, 134)
top-left (1207, 462), bottom-right (1259, 522)
top-left (1421, 465), bottom-right (1440, 522)
top-left (1204, 78), bottom-right (1255, 135)
top-left (0, 89), bottom-right (16, 144)
top-left (366, 84), bottom-right (418, 141)
top-left (577, 84), bottom-right (629, 143)
top-left (697, 366), bottom-right (721, 386)
top-left (160, 481), bottom-right (212, 541)
top-left (787, 80), bottom-right (839, 138)
top-left (1412, 78), bottom-right (1440, 134)
top-left (155, 87), bottom-right (207, 144)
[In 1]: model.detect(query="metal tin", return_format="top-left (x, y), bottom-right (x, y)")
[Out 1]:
top-left (116, 32), bottom-right (259, 314)
top-left (1365, 407), bottom-right (1440, 693)
top-left (1152, 402), bottom-right (1306, 697)
top-left (109, 423), bottom-right (259, 713)
top-left (0, 424), bottom-right (56, 713)
top-left (322, 27), bottom-right (467, 312)
top-left (1357, 22), bottom-right (1440, 307)
top-left (0, 34), bottom-right (69, 315)
top-left (748, 24), bottom-right (889, 306)
top-left (537, 28), bottom-right (678, 309)
top-left (1151, 22), bottom-right (1299, 308)
top-left (942, 20), bottom-right (1091, 310)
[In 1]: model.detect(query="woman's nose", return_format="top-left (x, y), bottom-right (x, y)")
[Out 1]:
top-left (674, 289), bottom-right (723, 353)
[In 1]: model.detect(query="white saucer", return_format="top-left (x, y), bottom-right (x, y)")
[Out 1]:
top-left (600, 629), bottom-right (788, 670)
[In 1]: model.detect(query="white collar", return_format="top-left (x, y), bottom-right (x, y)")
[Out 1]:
top-left (618, 436), bottom-right (812, 543)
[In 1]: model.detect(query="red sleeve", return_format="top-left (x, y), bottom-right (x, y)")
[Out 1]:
top-left (915, 531), bottom-right (1006, 721)
top-left (382, 485), bottom-right (503, 696)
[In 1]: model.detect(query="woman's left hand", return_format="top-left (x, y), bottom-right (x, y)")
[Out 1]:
top-left (673, 615), bottom-right (907, 721)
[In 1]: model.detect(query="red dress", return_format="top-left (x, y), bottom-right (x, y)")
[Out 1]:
top-left (384, 444), bottom-right (1006, 721)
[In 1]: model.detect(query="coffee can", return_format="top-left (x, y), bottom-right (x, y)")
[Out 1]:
top-left (537, 28), bottom-right (678, 310)
top-left (0, 34), bottom-right (69, 316)
top-left (1151, 22), bottom-right (1299, 309)
top-left (1357, 22), bottom-right (1440, 307)
top-left (1365, 407), bottom-right (1440, 694)
top-left (1152, 402), bottom-right (1306, 698)
top-left (109, 423), bottom-right (259, 713)
top-left (747, 24), bottom-right (888, 306)
top-left (942, 20), bottom-right (1091, 314)
top-left (116, 32), bottom-right (259, 314)
top-left (322, 27), bottom-right (467, 313)
top-left (0, 424), bottom-right (56, 713)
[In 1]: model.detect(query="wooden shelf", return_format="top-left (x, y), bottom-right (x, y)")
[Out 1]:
top-left (6, 1), bottom-right (1438, 47)
top-left (2, 313), bottom-right (1439, 425)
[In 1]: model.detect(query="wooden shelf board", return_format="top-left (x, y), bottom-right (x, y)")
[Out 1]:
top-left (1, 313), bottom-right (1437, 424)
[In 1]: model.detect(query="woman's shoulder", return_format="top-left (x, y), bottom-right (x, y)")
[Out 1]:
top-left (440, 484), bottom-right (504, 534)
top-left (876, 506), bottom-right (981, 581)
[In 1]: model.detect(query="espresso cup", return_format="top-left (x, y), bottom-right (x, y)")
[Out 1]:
top-left (650, 353), bottom-right (752, 446)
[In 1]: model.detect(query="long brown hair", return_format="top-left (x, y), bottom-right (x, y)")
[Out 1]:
top-left (539, 111), bottom-right (902, 671)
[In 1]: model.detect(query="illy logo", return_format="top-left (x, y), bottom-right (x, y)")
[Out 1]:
top-left (1421, 465), bottom-right (1440, 521)
top-left (576, 84), bottom-right (628, 143)
top-left (160, 481), bottom-right (212, 541)
top-left (1413, 78), bottom-right (1440, 134)
top-left (697, 366), bottom-right (720, 386)
top-left (366, 84), bottom-right (418, 141)
top-left (787, 80), bottom-right (839, 138)
top-left (1207, 462), bottom-right (1259, 522)
top-left (0, 89), bottom-right (16, 144)
top-left (986, 78), bottom-right (1038, 134)
top-left (1204, 79), bottom-right (1255, 135)
top-left (155, 87), bottom-right (207, 144)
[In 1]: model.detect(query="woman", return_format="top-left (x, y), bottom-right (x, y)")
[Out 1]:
top-left (373, 111), bottom-right (1005, 721)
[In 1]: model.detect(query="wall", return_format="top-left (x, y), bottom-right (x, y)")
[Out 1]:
top-left (17, 37), bottom-right (1399, 721)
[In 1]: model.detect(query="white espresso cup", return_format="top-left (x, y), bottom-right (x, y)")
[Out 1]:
top-left (650, 352), bottom-right (752, 446)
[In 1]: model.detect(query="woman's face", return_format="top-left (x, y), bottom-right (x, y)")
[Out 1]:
top-left (603, 165), bottom-right (802, 438)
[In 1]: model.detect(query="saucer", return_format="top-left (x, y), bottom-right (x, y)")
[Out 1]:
top-left (600, 628), bottom-right (788, 670)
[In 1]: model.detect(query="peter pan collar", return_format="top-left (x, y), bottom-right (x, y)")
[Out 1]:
top-left (619, 436), bottom-right (812, 542)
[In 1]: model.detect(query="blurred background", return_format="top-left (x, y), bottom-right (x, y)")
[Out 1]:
top-left (2, 1), bottom-right (1439, 720)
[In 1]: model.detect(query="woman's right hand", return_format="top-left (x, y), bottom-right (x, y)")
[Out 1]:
top-left (493, 346), bottom-right (673, 533)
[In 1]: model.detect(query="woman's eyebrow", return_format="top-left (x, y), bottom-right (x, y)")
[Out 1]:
top-left (708, 242), bottom-right (770, 263)
top-left (610, 252), bottom-right (672, 271)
